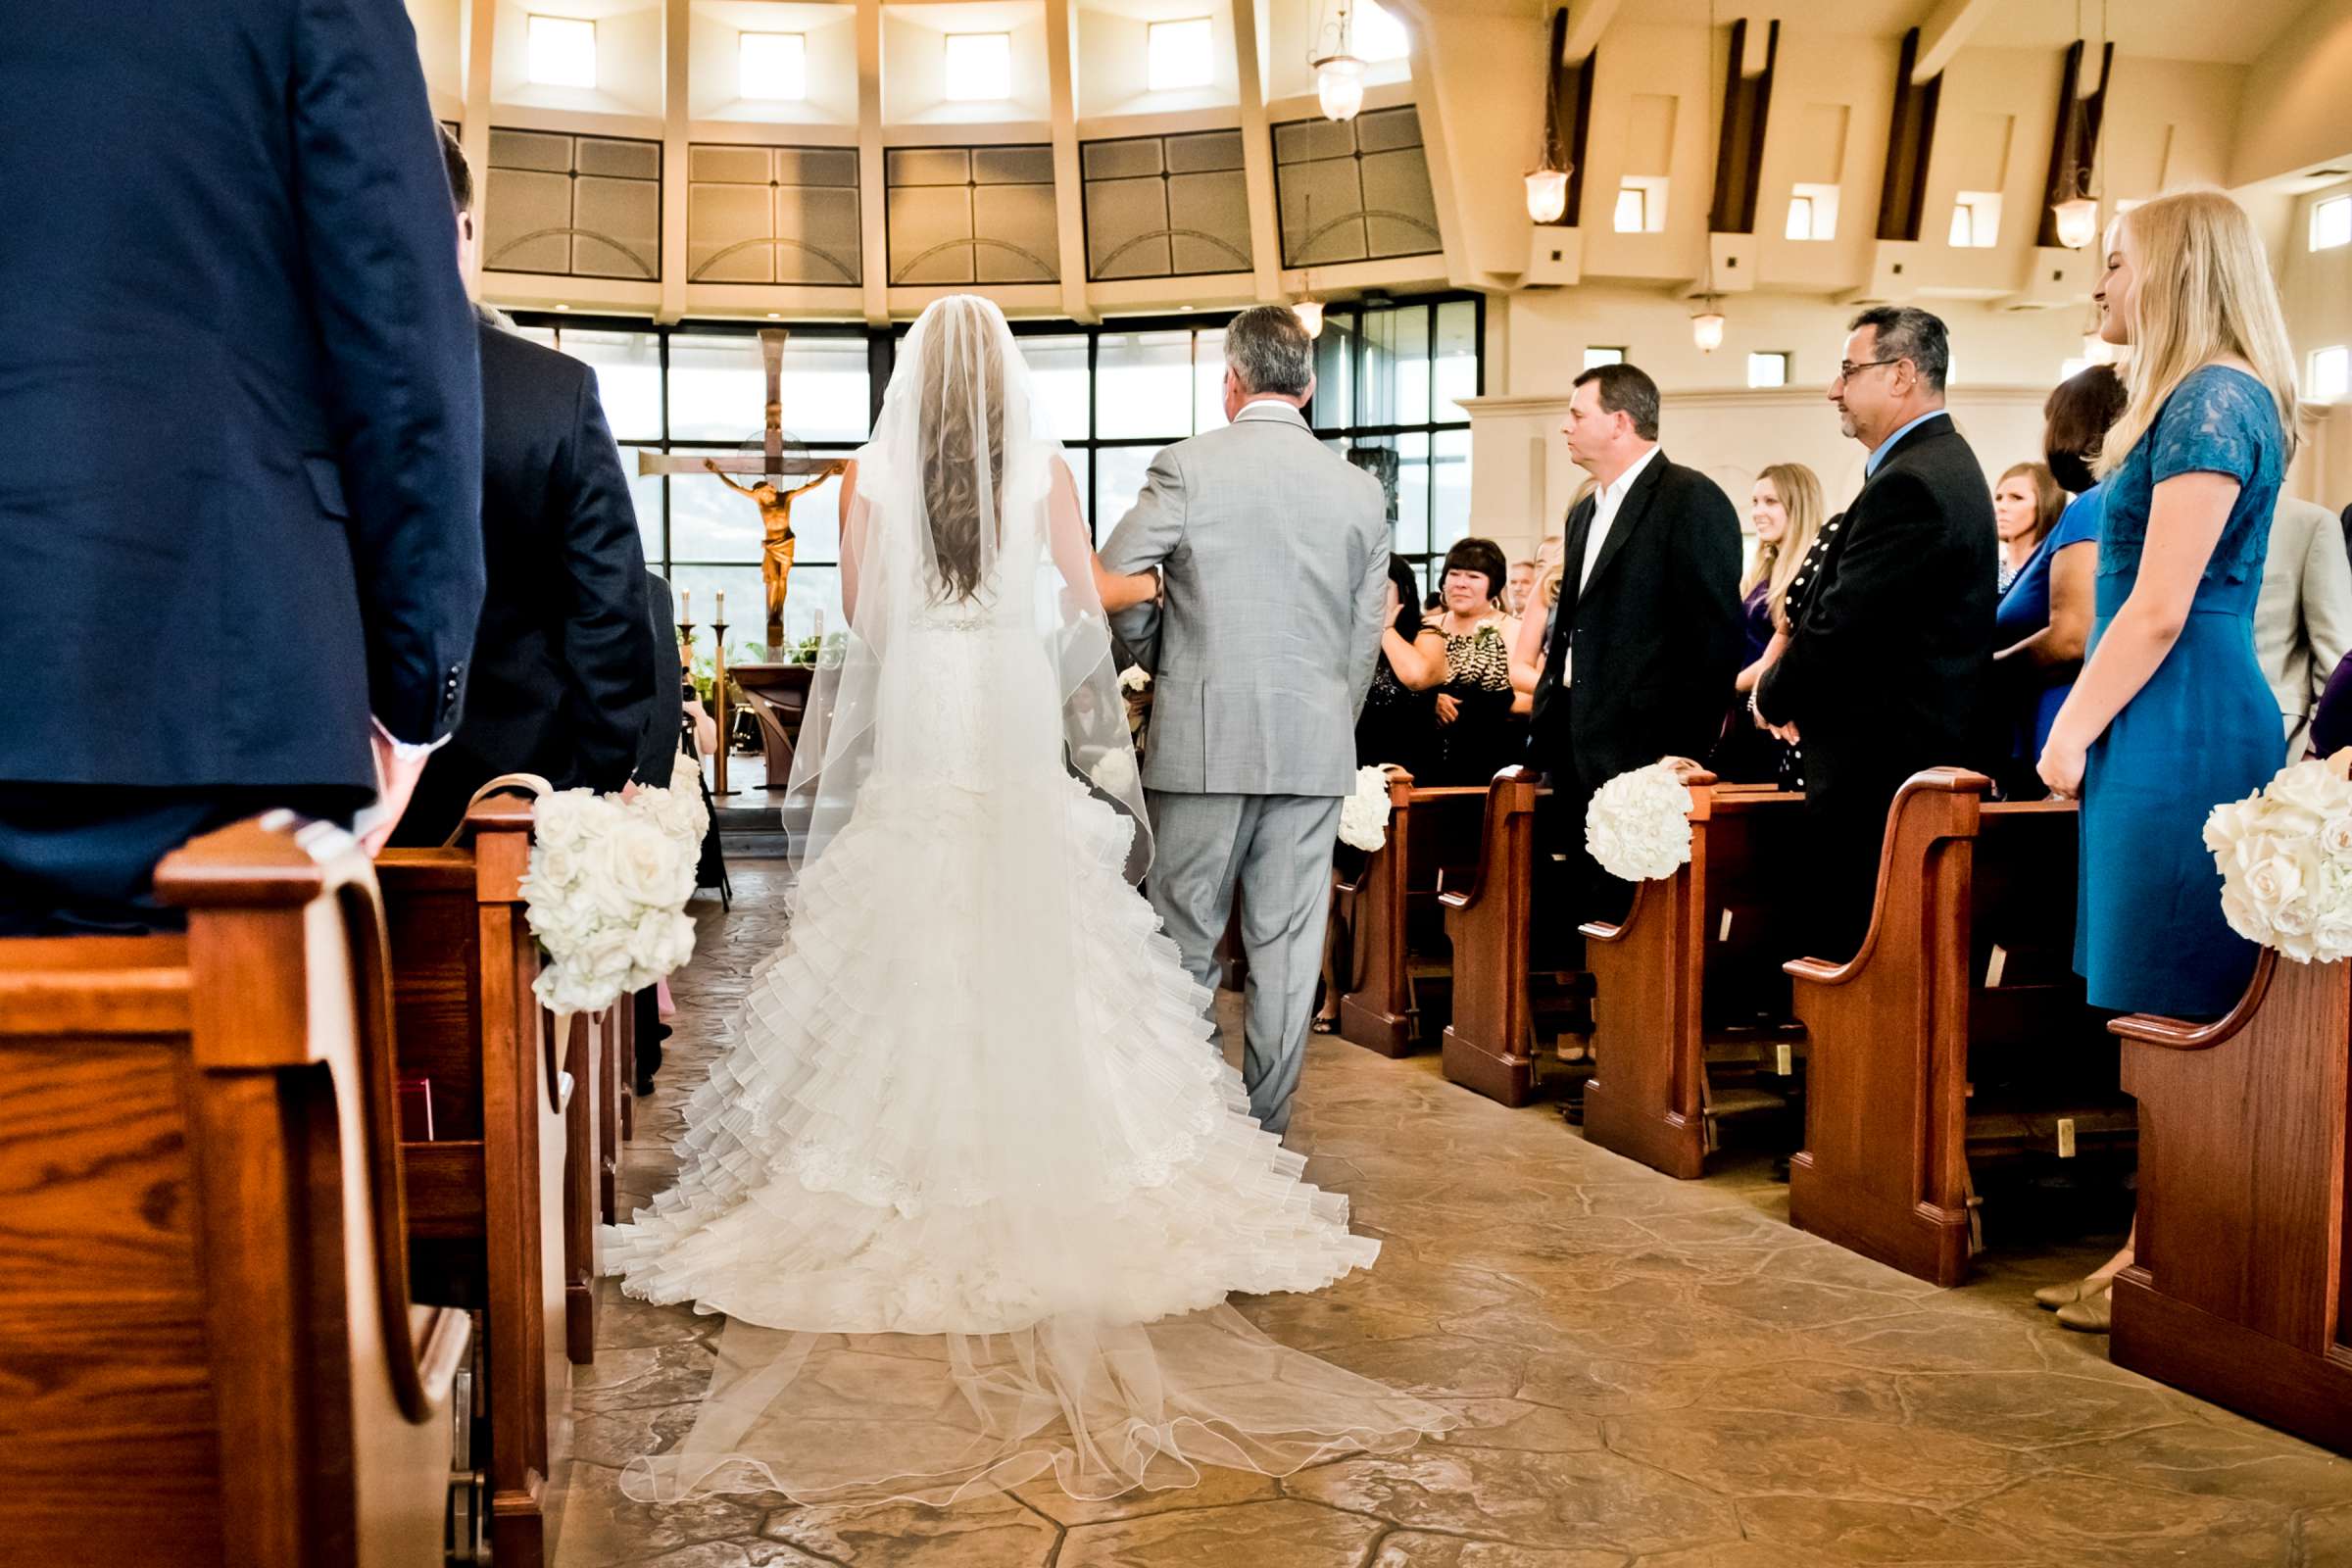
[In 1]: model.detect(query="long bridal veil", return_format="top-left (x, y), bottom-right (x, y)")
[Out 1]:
top-left (607, 295), bottom-right (1452, 1509)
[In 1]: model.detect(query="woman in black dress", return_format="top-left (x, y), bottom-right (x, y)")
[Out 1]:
top-left (1354, 555), bottom-right (1448, 773)
top-left (1421, 537), bottom-right (1522, 785)
top-left (1316, 556), bottom-right (1446, 1034)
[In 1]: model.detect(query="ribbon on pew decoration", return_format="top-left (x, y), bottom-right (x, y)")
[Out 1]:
top-left (2203, 747), bottom-right (2352, 964)
top-left (1585, 759), bottom-right (1703, 882)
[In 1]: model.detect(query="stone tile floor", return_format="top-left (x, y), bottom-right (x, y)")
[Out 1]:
top-left (550, 863), bottom-right (2352, 1567)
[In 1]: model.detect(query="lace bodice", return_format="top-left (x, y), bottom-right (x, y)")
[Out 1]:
top-left (2096, 366), bottom-right (2285, 615)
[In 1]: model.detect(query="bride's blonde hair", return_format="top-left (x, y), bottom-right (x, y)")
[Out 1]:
top-left (2098, 189), bottom-right (2299, 478)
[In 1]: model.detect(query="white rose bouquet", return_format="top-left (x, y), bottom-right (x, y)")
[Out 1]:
top-left (1338, 765), bottom-right (1394, 852)
top-left (1585, 760), bottom-right (1695, 883)
top-left (521, 784), bottom-right (701, 1016)
top-left (2204, 751), bottom-right (2352, 964)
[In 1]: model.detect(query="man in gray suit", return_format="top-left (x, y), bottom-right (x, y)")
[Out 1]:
top-left (1102, 306), bottom-right (1389, 1137)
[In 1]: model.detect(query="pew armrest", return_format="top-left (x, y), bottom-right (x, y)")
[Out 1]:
top-left (2108, 951), bottom-right (2276, 1051)
top-left (415, 1304), bottom-right (473, 1408)
top-left (1438, 766), bottom-right (1543, 913)
top-left (157, 814), bottom-right (456, 1428)
top-left (1781, 767), bottom-right (1996, 989)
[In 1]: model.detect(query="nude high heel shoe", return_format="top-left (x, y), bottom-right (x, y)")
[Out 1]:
top-left (2034, 1274), bottom-right (2107, 1310)
top-left (2054, 1283), bottom-right (2113, 1332)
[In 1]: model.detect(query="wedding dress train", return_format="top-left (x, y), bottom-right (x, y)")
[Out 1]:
top-left (600, 295), bottom-right (1451, 1506)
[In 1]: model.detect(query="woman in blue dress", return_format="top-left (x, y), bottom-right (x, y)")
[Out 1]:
top-left (2032, 188), bottom-right (2302, 1329)
top-left (1986, 367), bottom-right (2127, 797)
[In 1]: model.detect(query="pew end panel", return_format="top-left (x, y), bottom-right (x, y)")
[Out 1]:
top-left (1787, 775), bottom-right (2115, 1287)
top-left (1337, 771), bottom-right (1491, 1056)
top-left (1581, 781), bottom-right (1808, 1179)
top-left (0, 814), bottom-right (466, 1567)
top-left (1786, 772), bottom-right (1981, 1284)
top-left (1439, 767), bottom-right (1548, 1106)
top-left (379, 795), bottom-right (572, 1568)
top-left (2110, 953), bottom-right (2352, 1454)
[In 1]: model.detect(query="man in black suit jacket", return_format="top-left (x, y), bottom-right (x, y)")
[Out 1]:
top-left (1531, 364), bottom-right (1745, 921)
top-left (394, 133), bottom-right (659, 848)
top-left (0, 0), bottom-right (483, 933)
top-left (1753, 307), bottom-right (1996, 958)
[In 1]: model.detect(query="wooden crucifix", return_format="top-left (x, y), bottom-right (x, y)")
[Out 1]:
top-left (636, 328), bottom-right (847, 654)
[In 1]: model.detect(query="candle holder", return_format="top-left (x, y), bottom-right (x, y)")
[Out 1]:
top-left (676, 616), bottom-right (700, 780)
top-left (709, 619), bottom-right (736, 797)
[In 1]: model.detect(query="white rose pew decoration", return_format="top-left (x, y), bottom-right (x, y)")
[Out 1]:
top-left (521, 786), bottom-right (700, 1017)
top-left (1088, 744), bottom-right (1141, 798)
top-left (1585, 760), bottom-right (1697, 883)
top-left (1338, 765), bottom-right (1394, 852)
top-left (2204, 750), bottom-right (2352, 964)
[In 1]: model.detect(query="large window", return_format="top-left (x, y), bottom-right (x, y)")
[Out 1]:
top-left (512, 293), bottom-right (1481, 647)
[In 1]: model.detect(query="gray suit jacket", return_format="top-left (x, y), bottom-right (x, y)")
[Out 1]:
top-left (2256, 497), bottom-right (2352, 758)
top-left (1102, 401), bottom-right (1389, 797)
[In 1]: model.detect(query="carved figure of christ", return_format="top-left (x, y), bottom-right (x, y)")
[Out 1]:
top-left (634, 326), bottom-right (861, 654)
top-left (708, 459), bottom-right (851, 650)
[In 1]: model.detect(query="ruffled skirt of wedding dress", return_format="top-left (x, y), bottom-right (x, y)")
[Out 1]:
top-left (601, 769), bottom-right (1454, 1506)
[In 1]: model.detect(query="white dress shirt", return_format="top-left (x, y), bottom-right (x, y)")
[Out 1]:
top-left (1564, 443), bottom-right (1661, 684)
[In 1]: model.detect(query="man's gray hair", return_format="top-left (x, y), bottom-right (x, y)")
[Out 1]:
top-left (1224, 305), bottom-right (1315, 398)
top-left (1849, 305), bottom-right (1949, 393)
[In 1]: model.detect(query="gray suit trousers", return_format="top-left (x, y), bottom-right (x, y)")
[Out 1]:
top-left (1146, 790), bottom-right (1344, 1137)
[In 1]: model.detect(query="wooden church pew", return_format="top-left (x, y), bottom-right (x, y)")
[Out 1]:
top-left (2108, 952), bottom-right (2352, 1455)
top-left (1579, 779), bottom-right (1808, 1177)
top-left (1434, 767), bottom-right (1596, 1106)
top-left (0, 813), bottom-right (468, 1567)
top-left (377, 795), bottom-right (574, 1568)
top-left (1334, 770), bottom-right (1491, 1055)
top-left (1783, 769), bottom-right (2125, 1287)
top-left (1437, 767), bottom-right (1546, 1104)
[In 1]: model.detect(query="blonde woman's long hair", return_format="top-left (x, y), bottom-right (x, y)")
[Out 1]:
top-left (2097, 189), bottom-right (2300, 479)
top-left (1740, 463), bottom-right (1824, 629)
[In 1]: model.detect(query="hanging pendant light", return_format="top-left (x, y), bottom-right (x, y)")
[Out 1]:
top-left (1315, 53), bottom-right (1365, 121)
top-left (2052, 197), bottom-right (2099, 250)
top-left (1525, 168), bottom-right (1569, 224)
top-left (2049, 3), bottom-right (2106, 249)
top-left (1690, 300), bottom-right (1726, 354)
top-left (1312, 0), bottom-right (1366, 122)
top-left (1524, 9), bottom-right (1573, 224)
top-left (1294, 297), bottom-right (1325, 336)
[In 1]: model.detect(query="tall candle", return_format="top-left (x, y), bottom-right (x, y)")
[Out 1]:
top-left (679, 588), bottom-right (691, 623)
top-left (715, 590), bottom-right (725, 624)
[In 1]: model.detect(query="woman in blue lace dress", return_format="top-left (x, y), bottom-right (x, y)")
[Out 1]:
top-left (2031, 189), bottom-right (2301, 1330)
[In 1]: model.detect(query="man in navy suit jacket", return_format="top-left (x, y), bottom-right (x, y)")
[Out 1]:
top-left (0, 0), bottom-right (485, 932)
top-left (392, 131), bottom-right (658, 847)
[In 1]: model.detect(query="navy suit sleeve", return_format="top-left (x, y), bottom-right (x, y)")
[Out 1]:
top-left (1757, 470), bottom-right (1938, 725)
top-left (293, 0), bottom-right (485, 744)
top-left (559, 371), bottom-right (662, 793)
top-left (1667, 472), bottom-right (1746, 760)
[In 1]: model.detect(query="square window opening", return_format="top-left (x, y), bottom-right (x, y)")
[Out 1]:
top-left (739, 32), bottom-right (808, 101)
top-left (526, 15), bottom-right (598, 89)
top-left (1147, 18), bottom-right (1215, 92)
top-left (945, 33), bottom-right (1012, 101)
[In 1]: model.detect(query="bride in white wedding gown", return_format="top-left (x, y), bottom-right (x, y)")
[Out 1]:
top-left (602, 294), bottom-right (1451, 1506)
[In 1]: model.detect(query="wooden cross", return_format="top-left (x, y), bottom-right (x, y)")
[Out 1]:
top-left (634, 328), bottom-right (829, 484)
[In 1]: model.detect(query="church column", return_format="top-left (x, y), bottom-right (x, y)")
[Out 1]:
top-left (857, 0), bottom-right (889, 327)
top-left (658, 0), bottom-right (691, 323)
top-left (1229, 0), bottom-right (1283, 305)
top-left (458, 0), bottom-right (496, 299)
top-left (1043, 0), bottom-right (1096, 324)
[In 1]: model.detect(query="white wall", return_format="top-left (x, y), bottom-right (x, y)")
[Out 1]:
top-left (1463, 284), bottom-right (2087, 556)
